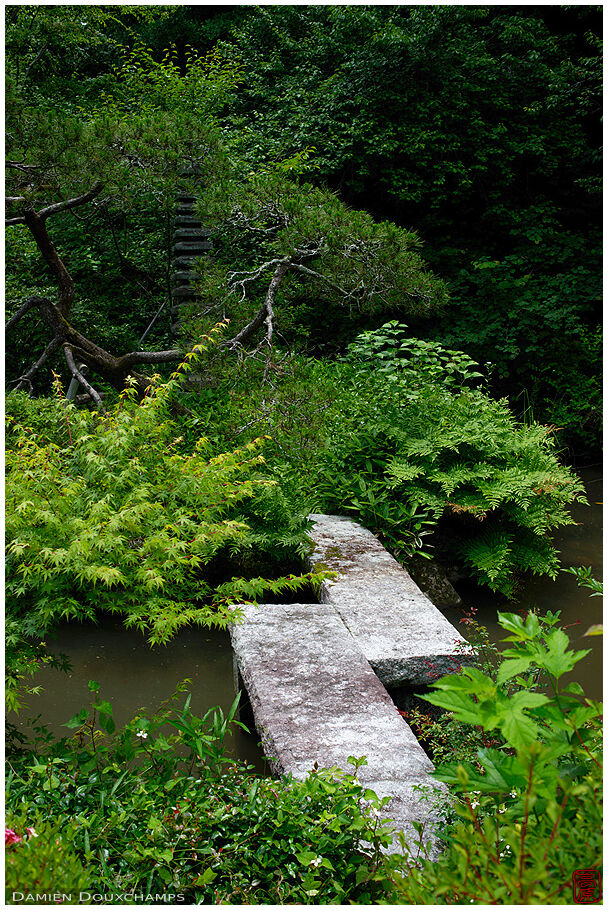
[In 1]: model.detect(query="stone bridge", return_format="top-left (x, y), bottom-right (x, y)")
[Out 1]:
top-left (230, 514), bottom-right (472, 854)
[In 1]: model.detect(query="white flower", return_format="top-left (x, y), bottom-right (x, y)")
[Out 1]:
top-left (310, 856), bottom-right (322, 867)
top-left (510, 789), bottom-right (518, 798)
top-left (136, 730), bottom-right (148, 739)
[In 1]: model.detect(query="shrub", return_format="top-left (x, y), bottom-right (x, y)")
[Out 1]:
top-left (5, 812), bottom-right (92, 905)
top-left (5, 346), bottom-right (323, 657)
top-left (172, 328), bottom-right (586, 595)
top-left (312, 324), bottom-right (586, 593)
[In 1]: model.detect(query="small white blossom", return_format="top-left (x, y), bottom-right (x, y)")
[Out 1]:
top-left (136, 730), bottom-right (148, 739)
top-left (310, 856), bottom-right (322, 867)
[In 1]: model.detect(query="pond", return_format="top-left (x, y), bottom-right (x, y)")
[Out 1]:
top-left (12, 467), bottom-right (601, 762)
top-left (446, 466), bottom-right (603, 700)
top-left (12, 622), bottom-right (268, 773)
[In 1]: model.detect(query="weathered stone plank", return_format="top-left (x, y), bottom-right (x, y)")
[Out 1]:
top-left (230, 602), bottom-right (446, 852)
top-left (308, 513), bottom-right (472, 686)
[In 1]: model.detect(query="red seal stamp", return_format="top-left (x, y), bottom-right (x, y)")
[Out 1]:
top-left (573, 869), bottom-right (601, 904)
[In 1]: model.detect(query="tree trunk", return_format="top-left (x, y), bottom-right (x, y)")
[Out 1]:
top-left (23, 210), bottom-right (75, 316)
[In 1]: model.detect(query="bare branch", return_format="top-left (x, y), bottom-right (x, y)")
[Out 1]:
top-left (6, 297), bottom-right (38, 332)
top-left (289, 262), bottom-right (354, 299)
top-left (5, 196), bottom-right (26, 204)
top-left (38, 182), bottom-right (103, 221)
top-left (227, 257), bottom-right (293, 353)
top-left (5, 215), bottom-right (26, 226)
top-left (12, 336), bottom-right (62, 391)
top-left (120, 348), bottom-right (182, 368)
top-left (6, 161), bottom-right (40, 172)
top-left (227, 258), bottom-right (285, 302)
top-left (225, 256), bottom-right (292, 350)
top-left (63, 345), bottom-right (106, 413)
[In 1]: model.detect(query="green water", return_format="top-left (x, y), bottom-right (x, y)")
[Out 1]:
top-left (12, 622), bottom-right (268, 773)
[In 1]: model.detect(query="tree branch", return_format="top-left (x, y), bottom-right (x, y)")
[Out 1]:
top-left (225, 303), bottom-right (269, 349)
top-left (63, 345), bottom-right (106, 413)
top-left (289, 262), bottom-right (354, 300)
top-left (38, 182), bottom-right (103, 220)
top-left (6, 161), bottom-right (40, 172)
top-left (6, 297), bottom-right (38, 332)
top-left (12, 336), bottom-right (62, 391)
top-left (227, 258), bottom-right (285, 302)
top-left (23, 212), bottom-right (75, 316)
top-left (226, 258), bottom-right (291, 350)
top-left (120, 348), bottom-right (182, 368)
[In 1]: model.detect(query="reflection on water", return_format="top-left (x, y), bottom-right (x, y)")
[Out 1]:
top-left (446, 467), bottom-right (603, 701)
top-left (13, 622), bottom-right (268, 774)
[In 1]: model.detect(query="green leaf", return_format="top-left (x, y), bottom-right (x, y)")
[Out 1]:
top-left (541, 629), bottom-right (590, 679)
top-left (65, 707), bottom-right (89, 729)
top-left (195, 868), bottom-right (217, 886)
top-left (496, 691), bottom-right (548, 748)
top-left (496, 656), bottom-right (534, 685)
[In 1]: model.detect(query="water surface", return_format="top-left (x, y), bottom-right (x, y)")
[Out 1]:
top-left (446, 467), bottom-right (603, 700)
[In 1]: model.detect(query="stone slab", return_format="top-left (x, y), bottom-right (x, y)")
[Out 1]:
top-left (174, 228), bottom-right (211, 240)
top-left (230, 602), bottom-right (445, 853)
top-left (175, 216), bottom-right (203, 227)
top-left (173, 241), bottom-right (213, 254)
top-left (173, 270), bottom-right (196, 281)
top-left (172, 286), bottom-right (197, 298)
top-left (308, 514), bottom-right (472, 686)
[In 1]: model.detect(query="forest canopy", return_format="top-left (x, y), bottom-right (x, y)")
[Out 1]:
top-left (5, 4), bottom-right (601, 451)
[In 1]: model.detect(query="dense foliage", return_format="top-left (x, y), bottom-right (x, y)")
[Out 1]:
top-left (215, 5), bottom-right (602, 452)
top-left (175, 325), bottom-right (586, 595)
top-left (5, 5), bottom-right (601, 452)
top-left (5, 343), bottom-right (323, 712)
top-left (6, 685), bottom-right (396, 905)
top-left (6, 611), bottom-right (601, 905)
top-left (5, 6), bottom-right (601, 904)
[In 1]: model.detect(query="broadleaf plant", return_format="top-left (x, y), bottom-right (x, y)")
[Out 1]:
top-left (395, 609), bottom-right (602, 904)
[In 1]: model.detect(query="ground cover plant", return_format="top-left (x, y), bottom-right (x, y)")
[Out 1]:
top-left (5, 610), bottom-right (601, 904)
top-left (6, 685), bottom-right (398, 905)
top-left (5, 6), bottom-right (601, 904)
